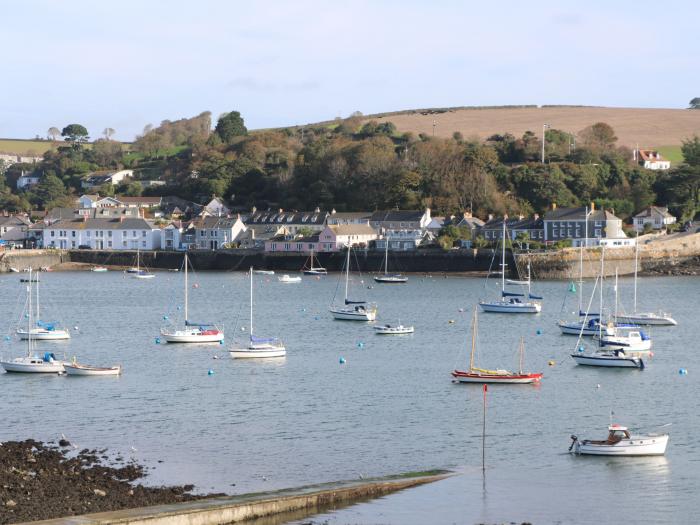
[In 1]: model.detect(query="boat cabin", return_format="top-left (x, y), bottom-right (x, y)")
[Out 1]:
top-left (607, 425), bottom-right (631, 443)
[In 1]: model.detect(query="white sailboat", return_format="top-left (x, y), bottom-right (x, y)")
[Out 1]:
top-left (1, 269), bottom-right (67, 373)
top-left (329, 246), bottom-right (377, 321)
top-left (614, 239), bottom-right (677, 326)
top-left (131, 248), bottom-right (155, 279)
top-left (480, 219), bottom-right (541, 313)
top-left (230, 267), bottom-right (286, 358)
top-left (16, 272), bottom-right (70, 340)
top-left (160, 253), bottom-right (224, 343)
top-left (303, 249), bottom-right (327, 275)
top-left (374, 239), bottom-right (407, 283)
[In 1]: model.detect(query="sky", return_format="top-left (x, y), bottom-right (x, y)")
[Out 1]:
top-left (1, 0), bottom-right (698, 140)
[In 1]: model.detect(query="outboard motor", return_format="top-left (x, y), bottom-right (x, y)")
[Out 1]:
top-left (569, 435), bottom-right (578, 452)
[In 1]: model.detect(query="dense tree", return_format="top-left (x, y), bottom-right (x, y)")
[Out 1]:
top-left (30, 174), bottom-right (68, 209)
top-left (47, 127), bottom-right (60, 141)
top-left (681, 135), bottom-right (700, 166)
top-left (61, 124), bottom-right (89, 143)
top-left (214, 111), bottom-right (247, 143)
top-left (103, 127), bottom-right (116, 140)
top-left (579, 122), bottom-right (617, 151)
top-left (689, 98), bottom-right (700, 109)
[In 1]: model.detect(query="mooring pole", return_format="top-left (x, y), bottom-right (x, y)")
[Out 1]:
top-left (482, 384), bottom-right (487, 473)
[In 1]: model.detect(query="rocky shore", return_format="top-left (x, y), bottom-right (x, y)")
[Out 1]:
top-left (641, 255), bottom-right (700, 276)
top-left (0, 439), bottom-right (220, 524)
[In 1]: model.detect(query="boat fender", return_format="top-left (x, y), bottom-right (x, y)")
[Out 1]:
top-left (357, 342), bottom-right (364, 348)
top-left (639, 359), bottom-right (645, 370)
top-left (548, 360), bottom-right (555, 366)
top-left (679, 368), bottom-right (688, 375)
top-left (578, 346), bottom-right (585, 352)
top-left (207, 369), bottom-right (214, 375)
top-left (3, 336), bottom-right (10, 342)
top-left (155, 337), bottom-right (161, 344)
top-left (339, 357), bottom-right (346, 364)
top-left (596, 384), bottom-right (601, 389)
top-left (536, 329), bottom-right (542, 335)
top-left (568, 435), bottom-right (578, 452)
top-left (219, 340), bottom-right (224, 345)
top-left (74, 326), bottom-right (79, 331)
top-left (163, 315), bottom-right (168, 320)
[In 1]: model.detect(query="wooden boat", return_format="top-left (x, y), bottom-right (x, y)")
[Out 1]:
top-left (374, 239), bottom-right (407, 283)
top-left (452, 308), bottom-right (542, 384)
top-left (373, 323), bottom-right (414, 335)
top-left (569, 424), bottom-right (668, 456)
top-left (64, 362), bottom-right (121, 376)
top-left (230, 267), bottom-right (286, 359)
top-left (330, 246), bottom-right (377, 321)
top-left (278, 274), bottom-right (302, 283)
top-left (160, 253), bottom-right (224, 343)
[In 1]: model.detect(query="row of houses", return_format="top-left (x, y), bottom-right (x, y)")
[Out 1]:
top-left (0, 197), bottom-right (679, 252)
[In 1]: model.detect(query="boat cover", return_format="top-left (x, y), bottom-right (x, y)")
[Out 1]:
top-left (528, 293), bottom-right (543, 300)
top-left (345, 299), bottom-right (366, 305)
top-left (501, 291), bottom-right (524, 297)
top-left (185, 320), bottom-right (214, 327)
top-left (37, 321), bottom-right (56, 331)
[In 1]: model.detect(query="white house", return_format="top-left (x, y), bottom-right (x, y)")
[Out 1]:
top-left (190, 215), bottom-right (246, 250)
top-left (16, 173), bottom-right (41, 189)
top-left (265, 224), bottom-right (378, 253)
top-left (40, 217), bottom-right (161, 250)
top-left (162, 222), bottom-right (183, 250)
top-left (203, 197), bottom-right (230, 217)
top-left (326, 210), bottom-right (372, 226)
top-left (633, 206), bottom-right (676, 233)
top-left (81, 170), bottom-right (133, 189)
top-left (636, 149), bottom-right (671, 170)
top-left (78, 194), bottom-right (123, 208)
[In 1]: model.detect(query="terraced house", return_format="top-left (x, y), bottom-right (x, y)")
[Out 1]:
top-left (543, 204), bottom-right (627, 246)
top-left (38, 217), bottom-right (161, 250)
top-left (190, 215), bottom-right (246, 250)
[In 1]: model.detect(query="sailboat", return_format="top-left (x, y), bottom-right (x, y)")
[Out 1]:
top-left (479, 218), bottom-right (541, 313)
top-left (374, 238), bottom-right (407, 283)
top-left (452, 307), bottom-right (543, 384)
top-left (303, 249), bottom-right (327, 275)
top-left (160, 253), bottom-right (224, 343)
top-left (131, 247), bottom-right (155, 279)
top-left (614, 238), bottom-right (677, 326)
top-left (1, 269), bottom-right (67, 373)
top-left (229, 267), bottom-right (286, 358)
top-left (16, 272), bottom-right (70, 340)
top-left (329, 246), bottom-right (377, 321)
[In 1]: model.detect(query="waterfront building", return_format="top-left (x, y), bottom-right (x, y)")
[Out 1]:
top-left (242, 207), bottom-right (329, 235)
top-left (326, 210), bottom-right (372, 226)
top-left (265, 224), bottom-right (378, 253)
top-left (633, 206), bottom-right (676, 233)
top-left (39, 216), bottom-right (161, 250)
top-left (543, 203), bottom-right (627, 246)
top-left (0, 215), bottom-right (32, 247)
top-left (190, 215), bottom-right (246, 250)
top-left (480, 216), bottom-right (544, 242)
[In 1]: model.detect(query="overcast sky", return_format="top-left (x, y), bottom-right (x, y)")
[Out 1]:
top-left (1, 0), bottom-right (698, 140)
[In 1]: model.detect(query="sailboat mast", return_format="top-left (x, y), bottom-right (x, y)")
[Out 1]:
top-left (579, 206), bottom-right (587, 312)
top-left (469, 307), bottom-right (477, 371)
top-left (27, 268), bottom-right (33, 356)
top-left (599, 247), bottom-right (605, 338)
top-left (384, 236), bottom-right (389, 275)
top-left (527, 262), bottom-right (531, 294)
top-left (614, 267), bottom-right (619, 318)
top-left (634, 236), bottom-right (639, 313)
top-left (249, 266), bottom-right (254, 337)
top-left (184, 252), bottom-right (188, 323)
top-left (36, 270), bottom-right (40, 321)
top-left (501, 218), bottom-right (506, 293)
top-left (136, 247), bottom-right (140, 271)
top-left (519, 337), bottom-right (524, 374)
top-left (345, 246), bottom-right (350, 301)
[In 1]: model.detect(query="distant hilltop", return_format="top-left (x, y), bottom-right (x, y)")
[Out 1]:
top-left (347, 105), bottom-right (700, 148)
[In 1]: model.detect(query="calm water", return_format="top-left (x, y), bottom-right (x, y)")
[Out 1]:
top-left (0, 270), bottom-right (697, 524)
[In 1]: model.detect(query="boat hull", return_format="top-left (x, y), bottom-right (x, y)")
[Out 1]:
top-left (451, 370), bottom-right (542, 384)
top-left (479, 301), bottom-right (541, 313)
top-left (571, 354), bottom-right (643, 368)
top-left (132, 274), bottom-right (155, 279)
top-left (330, 306), bottom-right (377, 321)
top-left (303, 269), bottom-right (327, 275)
top-left (614, 314), bottom-right (677, 326)
top-left (160, 329), bottom-right (224, 343)
top-left (374, 325), bottom-right (414, 334)
top-left (64, 364), bottom-right (121, 376)
top-left (373, 276), bottom-right (408, 283)
top-left (1, 359), bottom-right (66, 373)
top-left (229, 345), bottom-right (286, 358)
top-left (557, 321), bottom-right (610, 336)
top-left (278, 276), bottom-right (302, 283)
top-left (17, 329), bottom-right (70, 340)
top-left (574, 435), bottom-right (668, 456)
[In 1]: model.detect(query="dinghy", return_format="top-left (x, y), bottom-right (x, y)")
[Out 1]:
top-left (64, 362), bottom-right (121, 376)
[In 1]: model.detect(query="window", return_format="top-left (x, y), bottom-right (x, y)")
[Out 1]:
top-left (122, 240), bottom-right (127, 247)
top-left (50, 231), bottom-right (55, 237)
top-left (108, 231), bottom-right (112, 238)
top-left (595, 229), bottom-right (601, 237)
top-left (284, 243), bottom-right (290, 250)
top-left (71, 241), bottom-right (75, 248)
top-left (108, 241), bottom-right (112, 247)
top-left (142, 230), bottom-right (146, 237)
top-left (200, 230), bottom-right (205, 237)
top-left (132, 230), bottom-right (137, 237)
top-left (553, 229), bottom-right (558, 238)
top-left (271, 243), bottom-right (276, 250)
top-left (71, 231), bottom-right (76, 237)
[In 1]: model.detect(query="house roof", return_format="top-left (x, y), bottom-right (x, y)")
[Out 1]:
top-left (369, 210), bottom-right (425, 223)
top-left (243, 210), bottom-right (328, 226)
top-left (328, 224), bottom-right (377, 236)
top-left (634, 206), bottom-right (674, 219)
top-left (544, 207), bottom-right (620, 222)
top-left (41, 217), bottom-right (158, 230)
top-left (638, 149), bottom-right (668, 162)
top-left (0, 215), bottom-right (31, 227)
top-left (117, 196), bottom-right (162, 205)
top-left (328, 211), bottom-right (372, 219)
top-left (81, 194), bottom-right (100, 201)
top-left (191, 216), bottom-right (241, 229)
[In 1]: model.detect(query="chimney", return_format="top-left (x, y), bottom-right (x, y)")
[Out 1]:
top-left (518, 214), bottom-right (524, 221)
top-left (590, 202), bottom-right (595, 211)
top-left (463, 210), bottom-right (472, 219)
top-left (534, 213), bottom-right (540, 221)
top-left (552, 203), bottom-right (557, 210)
top-left (251, 206), bottom-right (257, 214)
top-left (331, 208), bottom-right (336, 215)
top-left (279, 208), bottom-right (283, 213)
top-left (488, 214), bottom-right (494, 221)
top-left (314, 206), bottom-right (320, 213)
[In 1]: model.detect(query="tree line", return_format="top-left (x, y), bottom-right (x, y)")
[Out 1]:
top-left (2, 111), bottom-right (700, 226)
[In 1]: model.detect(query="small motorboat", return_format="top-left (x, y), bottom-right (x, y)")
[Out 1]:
top-left (571, 348), bottom-right (644, 368)
top-left (91, 266), bottom-right (108, 272)
top-left (595, 326), bottom-right (651, 353)
top-left (569, 424), bottom-right (669, 456)
top-left (1, 353), bottom-right (66, 374)
top-left (64, 362), bottom-right (122, 376)
top-left (278, 274), bottom-right (302, 283)
top-left (254, 270), bottom-right (275, 275)
top-left (374, 274), bottom-right (408, 283)
top-left (374, 323), bottom-right (414, 335)
top-left (17, 327), bottom-right (71, 341)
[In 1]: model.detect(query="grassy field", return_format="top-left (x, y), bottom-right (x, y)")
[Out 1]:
top-left (0, 138), bottom-right (59, 157)
top-left (361, 106), bottom-right (700, 148)
top-left (657, 145), bottom-right (684, 163)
